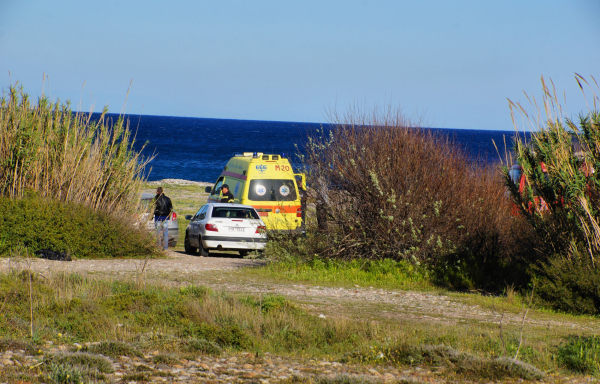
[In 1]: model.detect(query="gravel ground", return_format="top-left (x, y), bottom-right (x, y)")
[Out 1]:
top-left (0, 344), bottom-right (598, 383)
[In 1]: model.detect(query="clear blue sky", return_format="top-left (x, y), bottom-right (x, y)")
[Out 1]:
top-left (1, 0), bottom-right (598, 130)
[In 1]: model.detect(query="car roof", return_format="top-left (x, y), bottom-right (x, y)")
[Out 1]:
top-left (209, 203), bottom-right (256, 209)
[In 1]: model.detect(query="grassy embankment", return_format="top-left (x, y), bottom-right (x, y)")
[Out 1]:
top-left (2, 268), bottom-right (599, 381)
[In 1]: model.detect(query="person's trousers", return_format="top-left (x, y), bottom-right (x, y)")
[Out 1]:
top-left (155, 219), bottom-right (169, 250)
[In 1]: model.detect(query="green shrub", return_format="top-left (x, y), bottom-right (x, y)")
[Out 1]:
top-left (47, 363), bottom-right (85, 384)
top-left (347, 344), bottom-right (544, 380)
top-left (533, 254), bottom-right (600, 315)
top-left (504, 75), bottom-right (600, 313)
top-left (182, 338), bottom-right (222, 355)
top-left (44, 352), bottom-right (114, 373)
top-left (181, 322), bottom-right (254, 349)
top-left (82, 340), bottom-right (143, 358)
top-left (179, 285), bottom-right (213, 298)
top-left (557, 335), bottom-right (600, 375)
top-left (153, 353), bottom-right (180, 365)
top-left (0, 195), bottom-right (157, 258)
top-left (240, 294), bottom-right (290, 314)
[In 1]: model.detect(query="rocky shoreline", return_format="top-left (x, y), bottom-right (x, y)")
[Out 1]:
top-left (147, 179), bottom-right (213, 187)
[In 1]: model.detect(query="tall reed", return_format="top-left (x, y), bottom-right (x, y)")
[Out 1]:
top-left (505, 75), bottom-right (600, 262)
top-left (0, 84), bottom-right (152, 213)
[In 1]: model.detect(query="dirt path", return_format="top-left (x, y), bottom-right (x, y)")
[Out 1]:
top-left (3, 252), bottom-right (599, 334)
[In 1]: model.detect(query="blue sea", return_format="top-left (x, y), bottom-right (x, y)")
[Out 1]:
top-left (100, 114), bottom-right (520, 183)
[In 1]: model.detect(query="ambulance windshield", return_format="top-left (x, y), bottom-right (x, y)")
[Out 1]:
top-left (248, 179), bottom-right (297, 201)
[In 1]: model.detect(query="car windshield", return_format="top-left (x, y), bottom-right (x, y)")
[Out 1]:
top-left (248, 179), bottom-right (297, 201)
top-left (212, 207), bottom-right (259, 219)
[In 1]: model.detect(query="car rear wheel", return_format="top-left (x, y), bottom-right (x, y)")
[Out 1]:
top-left (184, 232), bottom-right (196, 255)
top-left (239, 250), bottom-right (248, 257)
top-left (199, 235), bottom-right (210, 257)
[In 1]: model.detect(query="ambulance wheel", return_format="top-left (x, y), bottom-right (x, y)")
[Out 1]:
top-left (199, 235), bottom-right (210, 257)
top-left (184, 232), bottom-right (196, 255)
top-left (239, 250), bottom-right (248, 257)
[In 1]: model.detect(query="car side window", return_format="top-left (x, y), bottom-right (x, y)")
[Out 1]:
top-left (193, 206), bottom-right (204, 220)
top-left (212, 178), bottom-right (224, 197)
top-left (198, 205), bottom-right (208, 220)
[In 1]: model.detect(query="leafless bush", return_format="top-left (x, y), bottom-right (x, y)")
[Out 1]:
top-left (301, 105), bottom-right (526, 265)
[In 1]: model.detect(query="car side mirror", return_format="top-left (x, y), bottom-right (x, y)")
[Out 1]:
top-left (205, 186), bottom-right (212, 193)
top-left (185, 215), bottom-right (193, 220)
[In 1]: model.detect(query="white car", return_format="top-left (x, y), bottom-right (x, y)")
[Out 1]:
top-left (184, 203), bottom-right (266, 256)
top-left (141, 193), bottom-right (179, 247)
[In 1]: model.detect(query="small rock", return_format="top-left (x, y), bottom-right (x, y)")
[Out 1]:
top-left (228, 357), bottom-right (238, 363)
top-left (243, 372), bottom-right (258, 379)
top-left (318, 361), bottom-right (331, 366)
top-left (242, 363), bottom-right (254, 369)
top-left (199, 363), bottom-right (210, 370)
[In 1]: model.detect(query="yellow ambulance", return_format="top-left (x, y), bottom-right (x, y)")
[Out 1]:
top-left (205, 152), bottom-right (306, 231)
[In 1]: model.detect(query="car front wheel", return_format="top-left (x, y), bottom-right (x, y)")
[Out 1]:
top-left (184, 232), bottom-right (197, 255)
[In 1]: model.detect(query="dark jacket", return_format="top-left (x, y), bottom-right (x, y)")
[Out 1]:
top-left (154, 194), bottom-right (173, 218)
top-left (221, 191), bottom-right (235, 203)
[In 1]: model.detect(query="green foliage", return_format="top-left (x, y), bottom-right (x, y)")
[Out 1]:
top-left (179, 284), bottom-right (212, 298)
top-left (182, 338), bottom-right (222, 355)
top-left (557, 335), bottom-right (600, 375)
top-left (283, 376), bottom-right (381, 384)
top-left (152, 353), bottom-right (180, 365)
top-left (533, 254), bottom-right (600, 315)
top-left (0, 195), bottom-right (157, 258)
top-left (255, 253), bottom-right (433, 290)
top-left (44, 352), bottom-right (114, 375)
top-left (502, 76), bottom-right (600, 314)
top-left (180, 322), bottom-right (254, 349)
top-left (0, 338), bottom-right (38, 354)
top-left (433, 247), bottom-right (530, 291)
top-left (47, 363), bottom-right (85, 384)
top-left (240, 294), bottom-right (291, 314)
top-left (503, 109), bottom-right (600, 260)
top-left (82, 340), bottom-right (143, 358)
top-left (347, 344), bottom-right (544, 380)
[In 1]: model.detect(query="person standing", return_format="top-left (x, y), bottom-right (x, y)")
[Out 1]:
top-left (221, 184), bottom-right (235, 203)
top-left (154, 187), bottom-right (173, 250)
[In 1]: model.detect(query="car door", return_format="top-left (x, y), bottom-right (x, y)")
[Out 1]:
top-left (208, 177), bottom-right (224, 203)
top-left (190, 205), bottom-right (208, 246)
